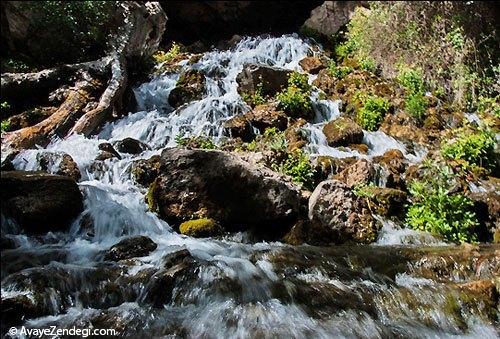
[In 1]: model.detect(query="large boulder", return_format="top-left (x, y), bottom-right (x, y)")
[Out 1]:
top-left (1, 171), bottom-right (83, 234)
top-left (224, 103), bottom-right (288, 141)
top-left (308, 180), bottom-right (377, 244)
top-left (334, 159), bottom-right (375, 188)
top-left (147, 148), bottom-right (302, 233)
top-left (322, 117), bottom-right (364, 147)
top-left (104, 236), bottom-right (157, 262)
top-left (168, 69), bottom-right (205, 108)
top-left (299, 56), bottom-right (327, 74)
top-left (236, 65), bottom-right (291, 97)
top-left (302, 1), bottom-right (366, 38)
top-left (113, 138), bottom-right (150, 155)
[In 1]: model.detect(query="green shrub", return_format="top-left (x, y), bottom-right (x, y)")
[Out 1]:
top-left (358, 57), bottom-right (377, 73)
top-left (246, 127), bottom-right (287, 153)
top-left (278, 149), bottom-right (316, 190)
top-left (356, 95), bottom-right (390, 131)
top-left (405, 92), bottom-right (428, 121)
top-left (441, 126), bottom-right (496, 170)
top-left (175, 134), bottom-right (217, 150)
top-left (1, 120), bottom-right (11, 132)
top-left (477, 96), bottom-right (500, 117)
top-left (276, 85), bottom-right (312, 117)
top-left (241, 81), bottom-right (267, 107)
top-left (405, 162), bottom-right (479, 243)
top-left (152, 42), bottom-right (181, 64)
top-left (327, 60), bottom-right (353, 79)
top-left (397, 66), bottom-right (425, 94)
top-left (287, 71), bottom-right (311, 92)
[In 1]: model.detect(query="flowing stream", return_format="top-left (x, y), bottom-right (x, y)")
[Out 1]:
top-left (2, 35), bottom-right (499, 338)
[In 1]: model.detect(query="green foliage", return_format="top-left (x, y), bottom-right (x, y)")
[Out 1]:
top-left (397, 66), bottom-right (425, 94)
top-left (277, 150), bottom-right (316, 190)
top-left (152, 43), bottom-right (181, 64)
top-left (405, 92), bottom-right (428, 121)
top-left (287, 72), bottom-right (311, 92)
top-left (241, 81), bottom-right (267, 107)
top-left (405, 162), bottom-right (479, 243)
top-left (2, 59), bottom-right (32, 73)
top-left (1, 120), bottom-right (11, 133)
top-left (20, 1), bottom-right (116, 65)
top-left (276, 85), bottom-right (312, 117)
top-left (358, 57), bottom-right (377, 73)
top-left (441, 126), bottom-right (496, 171)
top-left (246, 127), bottom-right (287, 153)
top-left (327, 60), bottom-right (353, 79)
top-left (353, 183), bottom-right (377, 198)
top-left (175, 134), bottom-right (217, 150)
top-left (477, 96), bottom-right (500, 117)
top-left (356, 95), bottom-right (390, 131)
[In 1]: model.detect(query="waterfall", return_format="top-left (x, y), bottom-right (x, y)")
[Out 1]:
top-left (2, 35), bottom-right (497, 339)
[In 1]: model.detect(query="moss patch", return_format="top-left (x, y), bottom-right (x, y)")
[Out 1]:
top-left (179, 218), bottom-right (221, 238)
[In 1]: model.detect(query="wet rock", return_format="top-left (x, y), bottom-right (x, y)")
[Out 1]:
top-left (468, 187), bottom-right (500, 242)
top-left (37, 152), bottom-right (81, 181)
top-left (308, 180), bottom-right (377, 244)
top-left (179, 218), bottom-right (222, 238)
top-left (142, 252), bottom-right (197, 308)
top-left (312, 69), bottom-right (336, 96)
top-left (1, 171), bottom-right (83, 234)
top-left (131, 155), bottom-right (161, 187)
top-left (148, 148), bottom-right (302, 233)
top-left (236, 64), bottom-right (291, 97)
top-left (299, 56), bottom-right (327, 74)
top-left (1, 293), bottom-right (48, 328)
top-left (373, 149), bottom-right (407, 189)
top-left (104, 236), bottom-right (158, 262)
top-left (113, 138), bottom-right (150, 155)
top-left (168, 69), bottom-right (205, 108)
top-left (458, 279), bottom-right (498, 307)
top-left (322, 117), bottom-right (364, 147)
top-left (97, 142), bottom-right (121, 159)
top-left (285, 118), bottom-right (308, 152)
top-left (359, 186), bottom-right (408, 218)
top-left (302, 1), bottom-right (366, 38)
top-left (224, 103), bottom-right (288, 141)
top-left (334, 159), bottom-right (375, 188)
top-left (312, 155), bottom-right (357, 182)
top-left (348, 143), bottom-right (369, 154)
top-left (1, 235), bottom-right (18, 250)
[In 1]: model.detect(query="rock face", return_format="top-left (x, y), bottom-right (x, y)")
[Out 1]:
top-left (302, 1), bottom-right (366, 38)
top-left (131, 155), bottom-right (161, 187)
top-left (168, 69), bottom-right (205, 108)
top-left (322, 117), bottom-right (364, 147)
top-left (113, 138), bottom-right (150, 155)
top-left (299, 56), bottom-right (326, 74)
top-left (36, 151), bottom-right (81, 181)
top-left (1, 171), bottom-right (83, 234)
top-left (104, 236), bottom-right (158, 261)
top-left (334, 159), bottom-right (375, 188)
top-left (236, 65), bottom-right (291, 97)
top-left (148, 148), bottom-right (302, 232)
top-left (224, 103), bottom-right (288, 141)
top-left (308, 180), bottom-right (377, 244)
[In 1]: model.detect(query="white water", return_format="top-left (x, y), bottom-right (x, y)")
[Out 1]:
top-left (3, 35), bottom-right (497, 338)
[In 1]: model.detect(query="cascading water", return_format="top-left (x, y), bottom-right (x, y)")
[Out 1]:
top-left (2, 35), bottom-right (498, 338)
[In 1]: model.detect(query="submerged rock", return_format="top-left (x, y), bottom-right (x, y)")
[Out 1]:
top-left (236, 64), bottom-right (291, 97)
top-left (104, 236), bottom-right (158, 262)
top-left (168, 69), bottom-right (205, 108)
top-left (148, 148), bottom-right (302, 234)
top-left (308, 180), bottom-right (377, 244)
top-left (1, 171), bottom-right (83, 234)
top-left (113, 138), bottom-right (150, 155)
top-left (322, 117), bottom-right (364, 147)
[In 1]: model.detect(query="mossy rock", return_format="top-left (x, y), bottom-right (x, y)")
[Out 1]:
top-left (359, 186), bottom-right (408, 218)
top-left (168, 69), bottom-right (205, 107)
top-left (322, 117), bottom-right (364, 147)
top-left (179, 218), bottom-right (222, 238)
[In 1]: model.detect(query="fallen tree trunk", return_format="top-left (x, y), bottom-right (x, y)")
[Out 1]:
top-left (1, 1), bottom-right (166, 153)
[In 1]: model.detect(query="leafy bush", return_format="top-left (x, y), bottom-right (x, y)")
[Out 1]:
top-left (477, 96), bottom-right (500, 117)
top-left (441, 126), bottom-right (496, 170)
top-left (278, 149), bottom-right (316, 190)
top-left (356, 95), bottom-right (390, 131)
top-left (241, 81), bottom-right (267, 107)
top-left (405, 92), bottom-right (428, 121)
top-left (152, 43), bottom-right (181, 64)
top-left (1, 120), bottom-right (11, 133)
top-left (397, 66), bottom-right (425, 94)
top-left (246, 127), bottom-right (287, 153)
top-left (358, 57), bottom-right (377, 73)
top-left (327, 61), bottom-right (353, 79)
top-left (287, 71), bottom-right (311, 92)
top-left (406, 162), bottom-right (479, 243)
top-left (276, 85), bottom-right (312, 117)
top-left (175, 134), bottom-right (217, 150)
